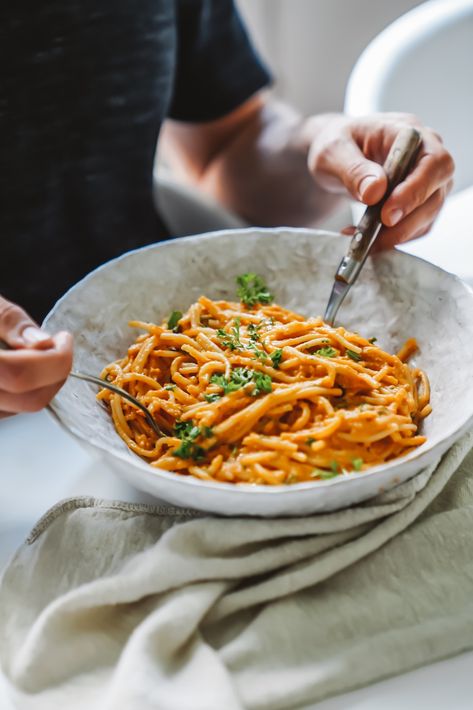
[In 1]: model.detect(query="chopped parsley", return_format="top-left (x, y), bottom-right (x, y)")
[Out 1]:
top-left (247, 323), bottom-right (261, 341)
top-left (252, 371), bottom-right (273, 395)
top-left (164, 384), bottom-right (176, 391)
top-left (236, 273), bottom-right (274, 307)
top-left (312, 460), bottom-right (341, 480)
top-left (167, 310), bottom-right (183, 332)
top-left (368, 337), bottom-right (377, 344)
top-left (173, 420), bottom-right (206, 460)
top-left (173, 440), bottom-right (205, 460)
top-left (210, 367), bottom-right (272, 397)
top-left (270, 348), bottom-right (283, 369)
top-left (217, 317), bottom-right (242, 350)
top-left (316, 346), bottom-right (338, 358)
top-left (175, 421), bottom-right (200, 440)
top-left (204, 393), bottom-right (221, 403)
top-left (352, 457), bottom-right (363, 471)
top-left (346, 349), bottom-right (362, 362)
top-left (248, 344), bottom-right (270, 362)
top-left (306, 437), bottom-right (316, 446)
top-left (311, 468), bottom-right (339, 480)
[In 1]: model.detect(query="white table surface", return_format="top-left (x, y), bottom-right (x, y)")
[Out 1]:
top-left (1, 188), bottom-right (473, 708)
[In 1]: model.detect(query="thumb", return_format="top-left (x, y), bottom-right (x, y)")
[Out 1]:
top-left (0, 296), bottom-right (54, 350)
top-left (312, 135), bottom-right (388, 204)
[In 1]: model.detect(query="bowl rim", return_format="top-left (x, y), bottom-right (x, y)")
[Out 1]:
top-left (45, 226), bottom-right (473, 496)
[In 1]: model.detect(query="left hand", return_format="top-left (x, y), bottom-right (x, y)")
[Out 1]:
top-left (305, 112), bottom-right (455, 249)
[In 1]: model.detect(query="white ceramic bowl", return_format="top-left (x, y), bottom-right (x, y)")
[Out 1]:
top-left (44, 228), bottom-right (473, 516)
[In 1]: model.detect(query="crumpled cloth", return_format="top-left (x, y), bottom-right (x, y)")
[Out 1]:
top-left (1, 429), bottom-right (473, 710)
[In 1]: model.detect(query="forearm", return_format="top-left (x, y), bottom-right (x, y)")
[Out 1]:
top-left (161, 96), bottom-right (343, 227)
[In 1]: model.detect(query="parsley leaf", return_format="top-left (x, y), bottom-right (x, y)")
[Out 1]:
top-left (210, 367), bottom-right (272, 397)
top-left (346, 349), bottom-right (362, 362)
top-left (167, 310), bottom-right (183, 331)
top-left (173, 440), bottom-right (205, 460)
top-left (352, 457), bottom-right (363, 471)
top-left (270, 348), bottom-right (283, 368)
top-left (173, 420), bottom-right (206, 460)
top-left (316, 346), bottom-right (338, 358)
top-left (247, 323), bottom-right (261, 341)
top-left (217, 318), bottom-right (242, 350)
top-left (175, 421), bottom-right (200, 441)
top-left (164, 383), bottom-right (175, 391)
top-left (330, 460), bottom-right (340, 474)
top-left (252, 371), bottom-right (273, 395)
top-left (368, 337), bottom-right (377, 344)
top-left (311, 468), bottom-right (339, 480)
top-left (204, 393), bottom-right (221, 403)
top-left (236, 273), bottom-right (274, 307)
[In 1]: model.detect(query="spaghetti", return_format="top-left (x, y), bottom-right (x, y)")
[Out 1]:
top-left (98, 275), bottom-right (431, 485)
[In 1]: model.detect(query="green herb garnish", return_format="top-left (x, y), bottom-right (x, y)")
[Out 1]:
top-left (368, 337), bottom-right (377, 344)
top-left (217, 317), bottom-right (242, 350)
top-left (346, 349), bottom-right (362, 362)
top-left (311, 468), bottom-right (339, 480)
top-left (316, 346), bottom-right (338, 358)
top-left (164, 384), bottom-right (176, 391)
top-left (270, 349), bottom-right (283, 369)
top-left (247, 323), bottom-right (261, 341)
top-left (330, 460), bottom-right (340, 474)
top-left (167, 310), bottom-right (183, 331)
top-left (175, 421), bottom-right (200, 440)
top-left (173, 421), bottom-right (207, 460)
top-left (306, 437), bottom-right (316, 446)
top-left (252, 371), bottom-right (273, 395)
top-left (173, 440), bottom-right (205, 460)
top-left (210, 367), bottom-right (272, 397)
top-left (236, 273), bottom-right (274, 308)
top-left (352, 458), bottom-right (363, 471)
top-left (204, 393), bottom-right (221, 403)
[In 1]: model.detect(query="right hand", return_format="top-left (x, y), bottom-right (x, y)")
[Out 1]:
top-left (0, 295), bottom-right (73, 417)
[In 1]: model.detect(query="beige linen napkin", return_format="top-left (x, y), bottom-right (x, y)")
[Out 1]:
top-left (1, 429), bottom-right (473, 710)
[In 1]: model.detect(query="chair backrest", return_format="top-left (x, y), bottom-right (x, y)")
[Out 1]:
top-left (345, 0), bottom-right (473, 194)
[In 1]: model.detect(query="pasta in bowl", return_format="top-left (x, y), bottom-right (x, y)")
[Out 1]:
top-left (44, 228), bottom-right (473, 516)
top-left (99, 281), bottom-right (430, 486)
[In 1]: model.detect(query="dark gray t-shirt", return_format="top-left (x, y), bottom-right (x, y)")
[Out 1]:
top-left (0, 0), bottom-right (269, 320)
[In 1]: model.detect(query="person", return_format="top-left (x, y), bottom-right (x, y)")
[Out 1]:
top-left (0, 1), bottom-right (454, 420)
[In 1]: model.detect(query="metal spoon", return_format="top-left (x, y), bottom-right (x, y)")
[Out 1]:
top-left (70, 370), bottom-right (165, 438)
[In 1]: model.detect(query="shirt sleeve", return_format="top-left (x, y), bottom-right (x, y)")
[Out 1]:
top-left (168, 0), bottom-right (272, 122)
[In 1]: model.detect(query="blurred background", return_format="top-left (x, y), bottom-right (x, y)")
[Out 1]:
top-left (237, 0), bottom-right (423, 114)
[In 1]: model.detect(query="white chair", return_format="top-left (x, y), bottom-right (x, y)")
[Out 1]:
top-left (344, 0), bottom-right (473, 285)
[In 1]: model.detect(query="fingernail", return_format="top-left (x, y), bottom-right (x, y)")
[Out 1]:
top-left (358, 175), bottom-right (378, 199)
top-left (22, 326), bottom-right (52, 347)
top-left (388, 209), bottom-right (403, 226)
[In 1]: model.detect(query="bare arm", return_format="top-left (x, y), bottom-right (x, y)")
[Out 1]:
top-left (160, 91), bottom-right (454, 247)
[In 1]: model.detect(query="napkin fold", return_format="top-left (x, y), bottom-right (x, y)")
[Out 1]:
top-left (1, 429), bottom-right (473, 710)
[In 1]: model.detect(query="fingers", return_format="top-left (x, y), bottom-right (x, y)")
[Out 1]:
top-left (307, 120), bottom-right (388, 204)
top-left (374, 183), bottom-right (450, 251)
top-left (0, 331), bottom-right (73, 393)
top-left (0, 330), bottom-right (73, 414)
top-left (381, 134), bottom-right (455, 228)
top-left (0, 382), bottom-right (67, 414)
top-left (0, 295), bottom-right (54, 350)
